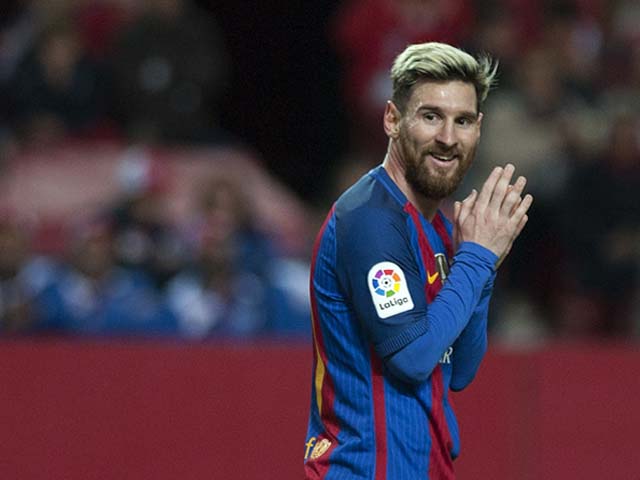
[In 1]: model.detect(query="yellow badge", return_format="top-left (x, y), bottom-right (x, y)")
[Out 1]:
top-left (310, 438), bottom-right (332, 459)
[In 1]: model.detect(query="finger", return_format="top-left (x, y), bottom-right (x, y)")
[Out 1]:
top-left (458, 189), bottom-right (477, 225)
top-left (501, 176), bottom-right (527, 216)
top-left (488, 163), bottom-right (515, 212)
top-left (474, 166), bottom-right (503, 213)
top-left (498, 207), bottom-right (530, 270)
top-left (462, 188), bottom-right (477, 203)
top-left (515, 213), bottom-right (528, 238)
top-left (453, 201), bottom-right (462, 248)
top-left (509, 193), bottom-right (533, 227)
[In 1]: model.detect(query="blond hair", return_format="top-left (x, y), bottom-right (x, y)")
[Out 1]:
top-left (390, 42), bottom-right (498, 113)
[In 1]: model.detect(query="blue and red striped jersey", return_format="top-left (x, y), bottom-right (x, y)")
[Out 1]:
top-left (304, 165), bottom-right (497, 479)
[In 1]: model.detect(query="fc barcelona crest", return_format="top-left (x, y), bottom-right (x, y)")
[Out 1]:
top-left (310, 438), bottom-right (332, 459)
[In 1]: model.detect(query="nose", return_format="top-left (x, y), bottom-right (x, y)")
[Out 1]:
top-left (435, 120), bottom-right (457, 148)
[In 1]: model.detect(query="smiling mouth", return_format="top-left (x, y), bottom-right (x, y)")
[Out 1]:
top-left (428, 152), bottom-right (458, 163)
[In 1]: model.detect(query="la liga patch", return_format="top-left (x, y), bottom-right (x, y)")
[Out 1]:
top-left (367, 261), bottom-right (414, 319)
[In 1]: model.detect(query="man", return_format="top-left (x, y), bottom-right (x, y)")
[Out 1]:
top-left (303, 42), bottom-right (533, 479)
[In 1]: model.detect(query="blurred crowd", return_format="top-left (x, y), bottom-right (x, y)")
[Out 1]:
top-left (0, 146), bottom-right (312, 339)
top-left (0, 0), bottom-right (639, 343)
top-left (0, 0), bottom-right (230, 148)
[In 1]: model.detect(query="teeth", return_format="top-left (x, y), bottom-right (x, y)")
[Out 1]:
top-left (432, 154), bottom-right (454, 161)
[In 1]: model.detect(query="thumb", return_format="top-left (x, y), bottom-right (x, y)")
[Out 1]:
top-left (453, 201), bottom-right (461, 223)
top-left (458, 189), bottom-right (477, 226)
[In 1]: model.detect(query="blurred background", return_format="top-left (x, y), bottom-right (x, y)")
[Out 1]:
top-left (0, 0), bottom-right (639, 478)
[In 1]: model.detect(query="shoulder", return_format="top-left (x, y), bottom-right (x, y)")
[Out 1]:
top-left (334, 171), bottom-right (407, 234)
top-left (329, 172), bottom-right (413, 266)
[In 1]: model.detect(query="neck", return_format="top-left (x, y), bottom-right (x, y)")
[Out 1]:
top-left (382, 140), bottom-right (441, 221)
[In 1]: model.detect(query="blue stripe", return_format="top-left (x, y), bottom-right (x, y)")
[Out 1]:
top-left (385, 378), bottom-right (433, 477)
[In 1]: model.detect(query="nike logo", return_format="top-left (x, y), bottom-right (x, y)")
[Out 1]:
top-left (427, 271), bottom-right (439, 285)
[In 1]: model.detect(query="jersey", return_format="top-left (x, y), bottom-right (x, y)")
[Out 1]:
top-left (304, 165), bottom-right (498, 479)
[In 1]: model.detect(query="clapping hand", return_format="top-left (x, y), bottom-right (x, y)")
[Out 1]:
top-left (453, 164), bottom-right (533, 268)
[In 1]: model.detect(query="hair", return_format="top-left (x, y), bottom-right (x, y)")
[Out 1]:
top-left (390, 42), bottom-right (498, 113)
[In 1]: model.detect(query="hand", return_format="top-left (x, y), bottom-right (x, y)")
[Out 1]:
top-left (452, 188), bottom-right (477, 252)
top-left (453, 164), bottom-right (533, 268)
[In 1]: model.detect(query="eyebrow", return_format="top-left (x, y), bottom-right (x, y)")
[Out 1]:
top-left (416, 105), bottom-right (479, 120)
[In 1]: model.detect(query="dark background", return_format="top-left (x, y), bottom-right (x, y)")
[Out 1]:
top-left (196, 0), bottom-right (348, 203)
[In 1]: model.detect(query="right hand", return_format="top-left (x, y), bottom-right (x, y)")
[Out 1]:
top-left (453, 164), bottom-right (533, 268)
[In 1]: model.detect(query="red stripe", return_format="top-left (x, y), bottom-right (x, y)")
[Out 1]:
top-left (404, 203), bottom-right (455, 479)
top-left (433, 212), bottom-right (454, 259)
top-left (305, 206), bottom-right (340, 480)
top-left (370, 351), bottom-right (387, 480)
top-left (403, 203), bottom-right (439, 302)
top-left (428, 366), bottom-right (455, 479)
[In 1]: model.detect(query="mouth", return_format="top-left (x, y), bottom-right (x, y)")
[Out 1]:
top-left (426, 152), bottom-right (459, 168)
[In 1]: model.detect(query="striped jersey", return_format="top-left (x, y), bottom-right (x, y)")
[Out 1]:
top-left (304, 165), bottom-right (497, 479)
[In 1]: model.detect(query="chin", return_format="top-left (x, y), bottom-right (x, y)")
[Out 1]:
top-left (424, 172), bottom-right (462, 198)
top-left (412, 178), bottom-right (456, 200)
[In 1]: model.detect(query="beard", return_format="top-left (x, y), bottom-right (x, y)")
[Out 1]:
top-left (401, 139), bottom-right (475, 200)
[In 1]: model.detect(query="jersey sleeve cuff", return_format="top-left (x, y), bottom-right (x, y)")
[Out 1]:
top-left (457, 242), bottom-right (499, 270)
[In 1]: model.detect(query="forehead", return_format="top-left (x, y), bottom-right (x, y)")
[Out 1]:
top-left (406, 80), bottom-right (478, 114)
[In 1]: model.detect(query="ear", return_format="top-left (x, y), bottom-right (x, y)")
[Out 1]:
top-left (383, 101), bottom-right (401, 139)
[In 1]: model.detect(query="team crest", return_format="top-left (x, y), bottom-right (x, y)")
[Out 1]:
top-left (310, 438), bottom-right (332, 459)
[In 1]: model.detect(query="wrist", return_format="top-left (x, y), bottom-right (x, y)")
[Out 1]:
top-left (457, 242), bottom-right (499, 271)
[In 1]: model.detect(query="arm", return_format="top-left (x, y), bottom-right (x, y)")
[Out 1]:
top-left (383, 242), bottom-right (496, 384)
top-left (449, 271), bottom-right (495, 391)
top-left (337, 165), bottom-right (531, 385)
top-left (335, 201), bottom-right (495, 385)
top-left (445, 164), bottom-right (532, 389)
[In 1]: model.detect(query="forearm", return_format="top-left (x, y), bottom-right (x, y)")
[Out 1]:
top-left (449, 274), bottom-right (494, 391)
top-left (385, 243), bottom-right (497, 384)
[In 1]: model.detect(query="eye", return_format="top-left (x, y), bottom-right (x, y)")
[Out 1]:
top-left (456, 116), bottom-right (475, 127)
top-left (423, 112), bottom-right (439, 122)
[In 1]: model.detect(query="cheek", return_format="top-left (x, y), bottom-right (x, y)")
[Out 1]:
top-left (461, 132), bottom-right (480, 153)
top-left (403, 117), bottom-right (420, 130)
top-left (404, 125), bottom-right (435, 149)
